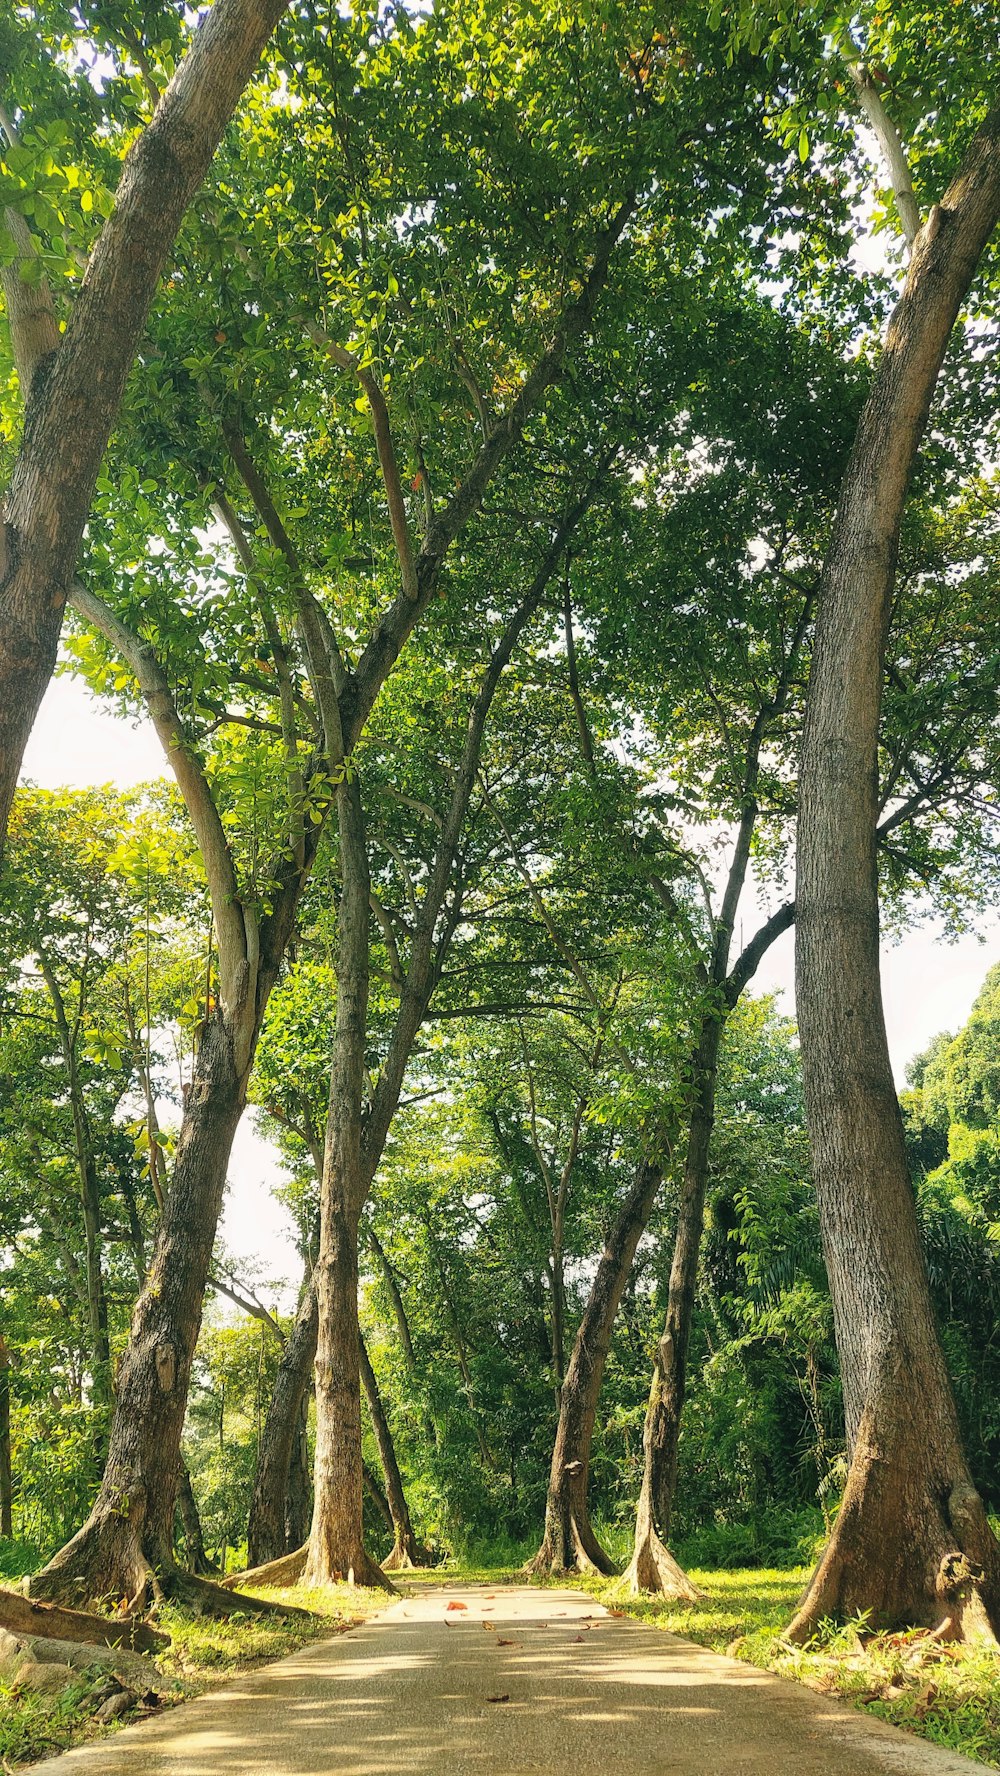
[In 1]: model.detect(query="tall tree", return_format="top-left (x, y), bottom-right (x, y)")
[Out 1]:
top-left (793, 79), bottom-right (1000, 1640)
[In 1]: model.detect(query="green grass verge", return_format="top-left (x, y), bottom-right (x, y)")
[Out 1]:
top-left (0, 1580), bottom-right (385, 1770)
top-left (570, 1566), bottom-right (1000, 1771)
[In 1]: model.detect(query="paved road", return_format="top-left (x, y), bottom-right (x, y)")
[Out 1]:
top-left (27, 1584), bottom-right (992, 1775)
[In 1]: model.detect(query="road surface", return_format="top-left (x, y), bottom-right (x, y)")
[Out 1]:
top-left (26, 1583), bottom-right (992, 1775)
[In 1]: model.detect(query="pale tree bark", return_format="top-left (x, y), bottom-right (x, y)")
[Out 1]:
top-left (304, 772), bottom-right (385, 1589)
top-left (792, 108), bottom-right (1000, 1642)
top-left (0, 0), bottom-right (294, 852)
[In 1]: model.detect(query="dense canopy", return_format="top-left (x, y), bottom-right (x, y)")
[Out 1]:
top-left (1, 0), bottom-right (1000, 1764)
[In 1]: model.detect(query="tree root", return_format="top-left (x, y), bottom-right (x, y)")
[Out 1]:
top-left (622, 1529), bottom-right (703, 1601)
top-left (383, 1537), bottom-right (435, 1572)
top-left (787, 1460), bottom-right (1000, 1646)
top-left (303, 1543), bottom-right (395, 1593)
top-left (158, 1568), bottom-right (316, 1619)
top-left (524, 1518), bottom-right (617, 1579)
top-left (1, 1587), bottom-right (168, 1654)
top-left (219, 1545), bottom-right (308, 1591)
top-left (225, 1540), bottom-right (395, 1594)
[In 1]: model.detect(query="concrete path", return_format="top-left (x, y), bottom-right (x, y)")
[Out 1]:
top-left (27, 1584), bottom-right (993, 1775)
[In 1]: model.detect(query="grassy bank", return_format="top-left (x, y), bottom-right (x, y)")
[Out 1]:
top-left (0, 1581), bottom-right (385, 1770)
top-left (570, 1566), bottom-right (1000, 1770)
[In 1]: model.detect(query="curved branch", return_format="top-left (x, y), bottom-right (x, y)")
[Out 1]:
top-left (69, 580), bottom-right (250, 1007)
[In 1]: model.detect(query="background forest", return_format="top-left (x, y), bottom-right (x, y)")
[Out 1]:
top-left (1, 0), bottom-right (1000, 1764)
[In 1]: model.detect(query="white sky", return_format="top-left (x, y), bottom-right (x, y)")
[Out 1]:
top-left (18, 664), bottom-right (1000, 1304)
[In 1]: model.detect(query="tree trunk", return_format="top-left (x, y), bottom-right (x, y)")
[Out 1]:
top-left (304, 1188), bottom-right (388, 1589)
top-left (303, 776), bottom-right (390, 1592)
top-left (247, 1278), bottom-right (318, 1568)
top-left (792, 116), bottom-right (1000, 1642)
top-left (175, 1462), bottom-right (215, 1576)
top-left (528, 1157), bottom-right (663, 1576)
top-left (31, 1015), bottom-right (247, 1607)
top-left (0, 0), bottom-right (293, 855)
top-left (625, 1017), bottom-right (722, 1599)
top-left (0, 1334), bottom-right (12, 1538)
top-left (285, 1396), bottom-right (312, 1553)
top-left (363, 1462), bottom-right (394, 1534)
top-left (358, 1334), bottom-right (428, 1570)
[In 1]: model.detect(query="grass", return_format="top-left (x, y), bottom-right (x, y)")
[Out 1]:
top-left (0, 1580), bottom-right (386, 1770)
top-left (3, 1557), bottom-right (999, 1769)
top-left (564, 1565), bottom-right (1000, 1770)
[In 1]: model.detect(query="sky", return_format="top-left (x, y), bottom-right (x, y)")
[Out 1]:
top-left (18, 666), bottom-right (1000, 1305)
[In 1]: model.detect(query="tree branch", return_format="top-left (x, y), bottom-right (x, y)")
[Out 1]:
top-left (69, 581), bottom-right (251, 1010)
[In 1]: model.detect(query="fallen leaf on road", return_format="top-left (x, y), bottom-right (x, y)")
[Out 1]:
top-left (486, 1694), bottom-right (510, 1704)
top-left (483, 1621), bottom-right (496, 1631)
top-left (446, 1601), bottom-right (468, 1612)
top-left (607, 1608), bottom-right (626, 1618)
top-left (497, 1638), bottom-right (518, 1647)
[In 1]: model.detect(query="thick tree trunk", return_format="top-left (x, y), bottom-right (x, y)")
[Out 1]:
top-left (175, 1463), bottom-right (215, 1576)
top-left (358, 1335), bottom-right (428, 1570)
top-left (625, 1017), bottom-right (722, 1599)
top-left (31, 1015), bottom-right (246, 1607)
top-left (304, 1190), bottom-right (388, 1589)
top-left (247, 1279), bottom-right (318, 1568)
top-left (792, 116), bottom-right (1000, 1642)
top-left (0, 1334), bottom-right (12, 1538)
top-left (528, 1158), bottom-right (663, 1576)
top-left (304, 777), bottom-right (390, 1592)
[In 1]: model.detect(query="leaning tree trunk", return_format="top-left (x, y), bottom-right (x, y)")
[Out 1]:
top-left (792, 116), bottom-right (1000, 1643)
top-left (359, 1334), bottom-right (429, 1570)
top-left (528, 1158), bottom-right (663, 1576)
top-left (625, 1017), bottom-right (723, 1599)
top-left (247, 1278), bottom-right (318, 1567)
top-left (31, 1015), bottom-right (247, 1607)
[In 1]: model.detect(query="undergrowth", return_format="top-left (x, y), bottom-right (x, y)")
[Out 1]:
top-left (579, 1566), bottom-right (1000, 1770)
top-left (0, 1580), bottom-right (383, 1769)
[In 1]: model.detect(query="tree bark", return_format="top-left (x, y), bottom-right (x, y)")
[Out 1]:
top-left (792, 112), bottom-right (1000, 1642)
top-left (285, 1395), bottom-right (313, 1554)
top-left (358, 1334), bottom-right (429, 1570)
top-left (175, 1462), bottom-right (215, 1576)
top-left (31, 1015), bottom-right (247, 1607)
top-left (363, 1462), bottom-right (394, 1534)
top-left (528, 1157), bottom-right (663, 1576)
top-left (303, 777), bottom-right (389, 1592)
top-left (0, 0), bottom-right (293, 854)
top-left (247, 1279), bottom-right (318, 1567)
